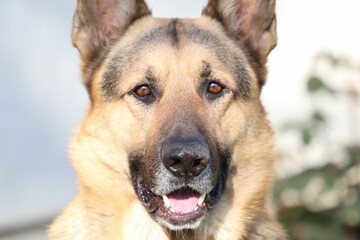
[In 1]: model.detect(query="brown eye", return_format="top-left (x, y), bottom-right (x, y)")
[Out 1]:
top-left (208, 82), bottom-right (223, 95)
top-left (134, 85), bottom-right (151, 97)
top-left (132, 84), bottom-right (156, 103)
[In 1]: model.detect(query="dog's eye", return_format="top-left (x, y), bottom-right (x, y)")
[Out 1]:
top-left (132, 84), bottom-right (155, 103)
top-left (204, 81), bottom-right (227, 101)
top-left (207, 82), bottom-right (224, 95)
top-left (134, 85), bottom-right (151, 97)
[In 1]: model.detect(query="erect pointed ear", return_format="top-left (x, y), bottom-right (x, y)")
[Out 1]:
top-left (72, 0), bottom-right (151, 76)
top-left (203, 0), bottom-right (277, 81)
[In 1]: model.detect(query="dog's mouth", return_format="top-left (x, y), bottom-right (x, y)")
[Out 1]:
top-left (136, 177), bottom-right (225, 229)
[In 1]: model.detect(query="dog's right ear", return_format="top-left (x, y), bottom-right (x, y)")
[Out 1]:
top-left (72, 0), bottom-right (151, 75)
top-left (203, 0), bottom-right (277, 86)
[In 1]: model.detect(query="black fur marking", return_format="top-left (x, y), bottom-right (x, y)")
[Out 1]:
top-left (145, 68), bottom-right (156, 84)
top-left (170, 19), bottom-right (179, 45)
top-left (101, 53), bottom-right (127, 100)
top-left (231, 54), bottom-right (252, 100)
top-left (200, 61), bottom-right (212, 78)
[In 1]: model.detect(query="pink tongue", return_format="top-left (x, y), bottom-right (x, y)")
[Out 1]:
top-left (167, 190), bottom-right (200, 214)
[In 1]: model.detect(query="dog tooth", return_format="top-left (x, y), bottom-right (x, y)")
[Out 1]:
top-left (198, 193), bottom-right (206, 206)
top-left (163, 195), bottom-right (171, 208)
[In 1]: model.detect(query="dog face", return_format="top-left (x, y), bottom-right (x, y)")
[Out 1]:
top-left (69, 0), bottom-right (277, 233)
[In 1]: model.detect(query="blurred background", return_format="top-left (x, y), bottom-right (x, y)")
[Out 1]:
top-left (0, 0), bottom-right (359, 239)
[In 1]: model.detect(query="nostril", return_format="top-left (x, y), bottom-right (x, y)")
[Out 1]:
top-left (164, 158), bottom-right (179, 167)
top-left (164, 157), bottom-right (185, 175)
top-left (192, 158), bottom-right (207, 175)
top-left (193, 158), bottom-right (207, 167)
top-left (193, 158), bottom-right (201, 167)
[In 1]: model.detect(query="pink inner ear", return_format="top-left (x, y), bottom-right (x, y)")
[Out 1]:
top-left (235, 0), bottom-right (258, 41)
top-left (90, 1), bottom-right (119, 48)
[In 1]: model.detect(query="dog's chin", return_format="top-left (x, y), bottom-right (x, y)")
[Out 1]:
top-left (134, 176), bottom-right (225, 230)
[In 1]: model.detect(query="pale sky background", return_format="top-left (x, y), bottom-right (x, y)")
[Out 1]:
top-left (0, 0), bottom-right (359, 238)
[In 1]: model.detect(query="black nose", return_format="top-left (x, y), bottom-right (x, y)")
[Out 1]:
top-left (161, 136), bottom-right (210, 177)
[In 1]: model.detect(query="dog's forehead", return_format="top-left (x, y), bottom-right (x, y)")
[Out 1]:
top-left (124, 18), bottom-right (225, 49)
top-left (107, 17), bottom-right (250, 66)
top-left (108, 18), bottom-right (228, 62)
top-left (100, 17), bottom-right (253, 101)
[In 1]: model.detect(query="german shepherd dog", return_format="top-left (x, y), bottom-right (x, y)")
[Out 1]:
top-left (49, 0), bottom-right (286, 239)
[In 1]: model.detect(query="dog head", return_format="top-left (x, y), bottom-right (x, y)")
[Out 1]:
top-left (70, 0), bottom-right (277, 233)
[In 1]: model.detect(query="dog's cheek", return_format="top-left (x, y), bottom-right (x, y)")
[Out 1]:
top-left (128, 143), bottom-right (161, 190)
top-left (101, 100), bottom-right (149, 151)
top-left (213, 101), bottom-right (247, 149)
top-left (126, 114), bottom-right (163, 190)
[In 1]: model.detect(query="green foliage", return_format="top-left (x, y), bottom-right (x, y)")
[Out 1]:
top-left (312, 111), bottom-right (326, 123)
top-left (302, 128), bottom-right (312, 145)
top-left (307, 76), bottom-right (336, 94)
top-left (274, 52), bottom-right (360, 240)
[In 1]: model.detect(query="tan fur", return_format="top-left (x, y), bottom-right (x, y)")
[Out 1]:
top-left (49, 0), bottom-right (286, 239)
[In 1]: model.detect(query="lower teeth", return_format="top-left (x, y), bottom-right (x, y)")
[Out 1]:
top-left (162, 195), bottom-right (171, 208)
top-left (197, 193), bottom-right (207, 206)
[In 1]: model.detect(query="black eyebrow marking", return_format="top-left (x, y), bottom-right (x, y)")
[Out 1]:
top-left (145, 68), bottom-right (156, 84)
top-left (200, 61), bottom-right (212, 79)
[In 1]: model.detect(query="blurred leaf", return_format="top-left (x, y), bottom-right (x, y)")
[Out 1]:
top-left (336, 201), bottom-right (360, 227)
top-left (302, 128), bottom-right (312, 145)
top-left (321, 164), bottom-right (341, 188)
top-left (307, 76), bottom-right (326, 92)
top-left (307, 76), bottom-right (336, 94)
top-left (343, 145), bottom-right (360, 171)
top-left (312, 111), bottom-right (326, 124)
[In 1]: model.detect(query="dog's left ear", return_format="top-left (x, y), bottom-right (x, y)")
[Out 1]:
top-left (203, 0), bottom-right (277, 85)
top-left (72, 0), bottom-right (151, 78)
